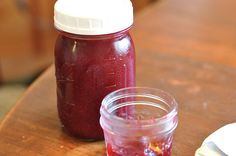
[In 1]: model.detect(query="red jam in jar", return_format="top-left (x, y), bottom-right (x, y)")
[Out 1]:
top-left (54, 0), bottom-right (135, 140)
top-left (100, 87), bottom-right (178, 155)
top-left (106, 139), bottom-right (172, 156)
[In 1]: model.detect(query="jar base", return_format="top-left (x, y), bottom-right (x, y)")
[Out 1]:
top-left (61, 125), bottom-right (104, 141)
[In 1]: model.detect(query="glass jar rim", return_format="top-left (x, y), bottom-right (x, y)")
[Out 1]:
top-left (100, 87), bottom-right (178, 135)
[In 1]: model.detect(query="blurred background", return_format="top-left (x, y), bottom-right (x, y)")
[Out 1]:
top-left (0, 0), bottom-right (156, 121)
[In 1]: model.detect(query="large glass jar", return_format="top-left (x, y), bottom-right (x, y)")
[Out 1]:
top-left (54, 0), bottom-right (135, 140)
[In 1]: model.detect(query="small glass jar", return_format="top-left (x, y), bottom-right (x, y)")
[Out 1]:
top-left (100, 87), bottom-right (178, 156)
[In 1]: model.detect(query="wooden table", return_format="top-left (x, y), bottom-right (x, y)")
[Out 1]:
top-left (1, 0), bottom-right (236, 155)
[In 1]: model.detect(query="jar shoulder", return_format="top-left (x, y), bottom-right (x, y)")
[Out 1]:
top-left (54, 33), bottom-right (135, 60)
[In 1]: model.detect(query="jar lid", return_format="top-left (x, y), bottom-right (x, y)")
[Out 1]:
top-left (54, 0), bottom-right (133, 35)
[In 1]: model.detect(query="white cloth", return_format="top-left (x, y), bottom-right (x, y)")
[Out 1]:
top-left (195, 123), bottom-right (236, 156)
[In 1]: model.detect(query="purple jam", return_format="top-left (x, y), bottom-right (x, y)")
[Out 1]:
top-left (54, 29), bottom-right (135, 140)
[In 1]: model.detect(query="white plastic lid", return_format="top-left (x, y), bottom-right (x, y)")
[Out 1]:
top-left (54, 0), bottom-right (133, 35)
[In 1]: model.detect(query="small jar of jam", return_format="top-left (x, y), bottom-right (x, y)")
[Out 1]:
top-left (54, 0), bottom-right (135, 140)
top-left (100, 87), bottom-right (178, 156)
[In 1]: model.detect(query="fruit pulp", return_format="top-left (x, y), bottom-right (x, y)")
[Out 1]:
top-left (106, 138), bottom-right (172, 156)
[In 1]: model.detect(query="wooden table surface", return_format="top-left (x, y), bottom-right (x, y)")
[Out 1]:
top-left (1, 0), bottom-right (236, 155)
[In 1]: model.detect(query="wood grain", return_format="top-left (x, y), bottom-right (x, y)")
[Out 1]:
top-left (1, 52), bottom-right (236, 155)
top-left (136, 50), bottom-right (236, 155)
top-left (132, 0), bottom-right (236, 68)
top-left (1, 0), bottom-right (236, 155)
top-left (131, 0), bottom-right (157, 12)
